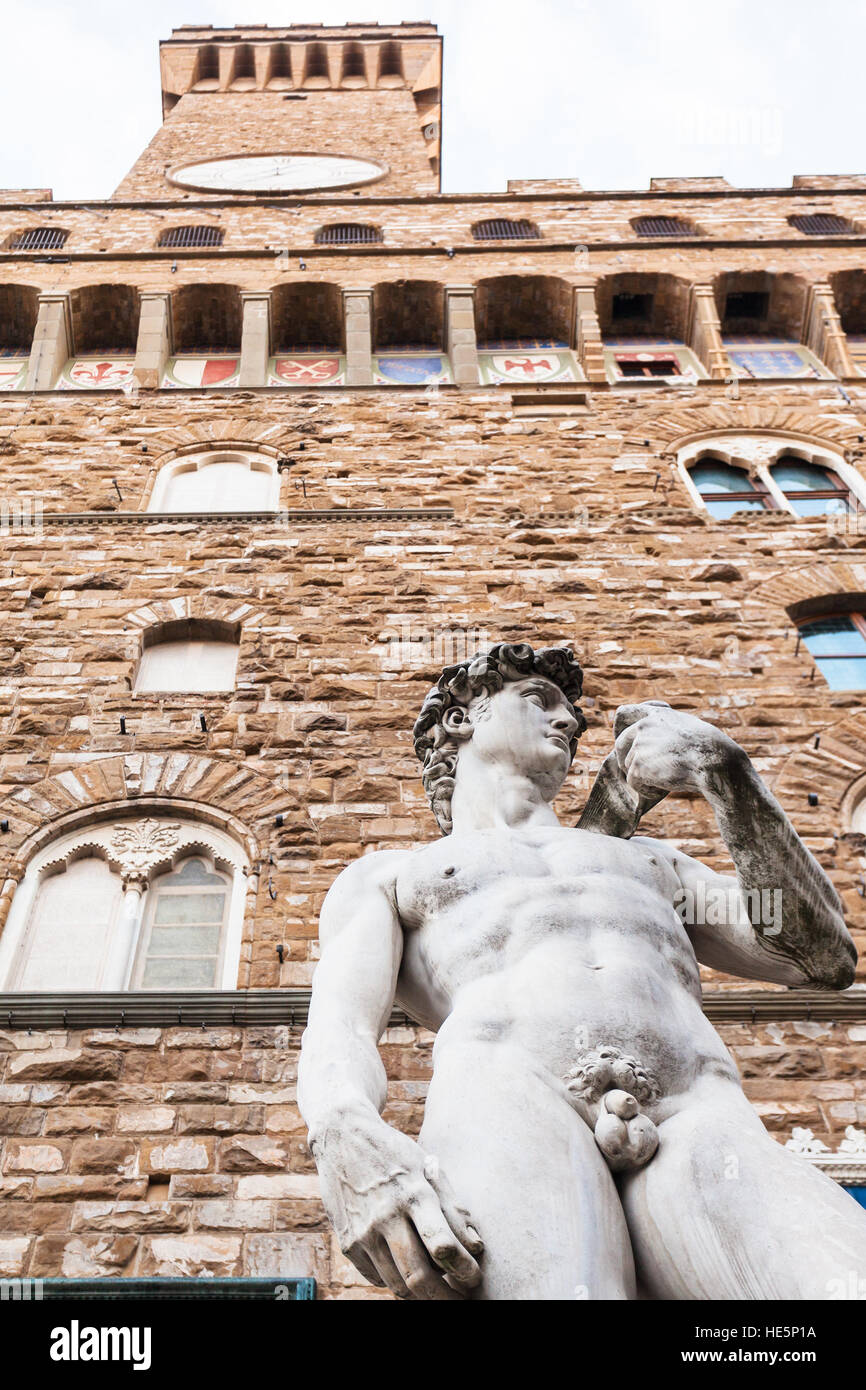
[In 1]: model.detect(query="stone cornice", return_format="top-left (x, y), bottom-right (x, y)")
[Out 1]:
top-left (37, 507), bottom-right (454, 527)
top-left (1, 986), bottom-right (865, 1031)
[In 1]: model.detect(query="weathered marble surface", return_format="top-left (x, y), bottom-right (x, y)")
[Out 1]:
top-left (300, 643), bottom-right (866, 1299)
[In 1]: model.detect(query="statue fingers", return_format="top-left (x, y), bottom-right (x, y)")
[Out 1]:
top-left (365, 1234), bottom-right (411, 1297)
top-left (613, 701), bottom-right (671, 741)
top-left (408, 1189), bottom-right (483, 1289)
top-left (423, 1155), bottom-right (485, 1260)
top-left (384, 1216), bottom-right (466, 1300)
top-left (346, 1245), bottom-right (387, 1288)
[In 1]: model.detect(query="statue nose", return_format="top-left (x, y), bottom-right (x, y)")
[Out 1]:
top-left (553, 714), bottom-right (578, 737)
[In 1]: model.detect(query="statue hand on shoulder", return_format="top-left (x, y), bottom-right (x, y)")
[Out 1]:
top-left (312, 1114), bottom-right (484, 1299)
top-left (613, 700), bottom-right (745, 800)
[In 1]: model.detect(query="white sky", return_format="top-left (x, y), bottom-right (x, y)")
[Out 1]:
top-left (3, 0), bottom-right (864, 201)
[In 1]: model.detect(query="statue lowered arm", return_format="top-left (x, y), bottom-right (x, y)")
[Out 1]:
top-left (298, 850), bottom-right (483, 1299)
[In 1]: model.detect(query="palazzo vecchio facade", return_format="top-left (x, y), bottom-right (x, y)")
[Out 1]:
top-left (1, 21), bottom-right (866, 1298)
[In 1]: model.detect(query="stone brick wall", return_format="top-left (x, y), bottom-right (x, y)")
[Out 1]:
top-left (1, 1018), bottom-right (864, 1297)
top-left (3, 20), bottom-right (866, 1298)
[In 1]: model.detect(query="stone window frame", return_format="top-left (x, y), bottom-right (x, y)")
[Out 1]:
top-left (146, 447), bottom-right (282, 514)
top-left (0, 809), bottom-right (250, 993)
top-left (677, 432), bottom-right (866, 521)
top-left (133, 616), bottom-right (242, 696)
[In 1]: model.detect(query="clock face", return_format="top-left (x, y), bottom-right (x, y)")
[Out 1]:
top-left (169, 153), bottom-right (387, 194)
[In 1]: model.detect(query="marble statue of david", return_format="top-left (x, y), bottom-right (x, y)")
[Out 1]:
top-left (298, 642), bottom-right (866, 1299)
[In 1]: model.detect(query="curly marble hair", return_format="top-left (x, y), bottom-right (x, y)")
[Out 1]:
top-left (412, 642), bottom-right (586, 834)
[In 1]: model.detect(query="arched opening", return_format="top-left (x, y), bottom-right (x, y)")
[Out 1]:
top-left (303, 42), bottom-right (330, 87)
top-left (266, 42), bottom-right (292, 89)
top-left (789, 597), bottom-right (866, 691)
top-left (341, 41), bottom-right (367, 87)
top-left (0, 812), bottom-right (249, 992)
top-left (686, 458), bottom-right (773, 519)
top-left (372, 280), bottom-right (450, 384)
top-left (135, 617), bottom-right (241, 694)
top-left (631, 215), bottom-right (699, 238)
top-left (0, 283), bottom-right (38, 389)
top-left (314, 223), bottom-right (382, 246)
top-left (193, 44), bottom-right (219, 89)
top-left (597, 272), bottom-right (699, 381)
top-left (230, 43), bottom-right (256, 89)
top-left (714, 271), bottom-right (822, 378)
top-left (148, 450), bottom-right (279, 514)
top-left (377, 40), bottom-right (404, 86)
top-left (269, 282), bottom-right (344, 385)
top-left (471, 219), bottom-right (541, 241)
top-left (475, 275), bottom-right (579, 385)
top-left (830, 270), bottom-right (866, 376)
top-left (70, 283), bottom-right (139, 353)
top-left (6, 226), bottom-right (68, 252)
top-left (61, 284), bottom-right (139, 389)
top-left (166, 284), bottom-right (242, 388)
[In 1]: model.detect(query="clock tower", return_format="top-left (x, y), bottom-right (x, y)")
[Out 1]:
top-left (113, 22), bottom-right (442, 200)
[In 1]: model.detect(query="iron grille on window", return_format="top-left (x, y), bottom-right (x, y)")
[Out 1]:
top-left (314, 224), bottom-right (383, 245)
top-left (788, 214), bottom-right (853, 236)
top-left (10, 227), bottom-right (68, 251)
top-left (471, 219), bottom-right (541, 241)
top-left (632, 216), bottom-right (696, 237)
top-left (158, 226), bottom-right (224, 249)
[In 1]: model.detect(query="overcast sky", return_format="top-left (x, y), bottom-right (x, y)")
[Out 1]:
top-left (3, 0), bottom-right (863, 201)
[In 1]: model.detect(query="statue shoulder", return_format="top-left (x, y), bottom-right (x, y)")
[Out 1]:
top-left (324, 847), bottom-right (410, 904)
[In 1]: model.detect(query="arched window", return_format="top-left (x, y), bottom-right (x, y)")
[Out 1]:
top-left (471, 219), bottom-right (541, 241)
top-left (688, 460), bottom-right (771, 519)
top-left (134, 857), bottom-right (233, 989)
top-left (135, 619), bottom-right (240, 694)
top-left (797, 614), bottom-right (866, 690)
top-left (158, 226), bottom-right (224, 249)
top-left (314, 223), bottom-right (382, 245)
top-left (0, 817), bottom-right (248, 992)
top-left (788, 214), bottom-right (853, 236)
top-left (148, 451), bottom-right (279, 514)
top-left (768, 457), bottom-right (853, 517)
top-left (632, 216), bottom-right (698, 238)
top-left (8, 227), bottom-right (68, 251)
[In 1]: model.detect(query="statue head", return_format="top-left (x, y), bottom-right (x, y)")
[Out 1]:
top-left (413, 642), bottom-right (586, 833)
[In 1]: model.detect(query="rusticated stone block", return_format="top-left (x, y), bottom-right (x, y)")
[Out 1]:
top-left (217, 1136), bottom-right (290, 1172)
top-left (4, 1142), bottom-right (67, 1174)
top-left (8, 1050), bottom-right (123, 1083)
top-left (31, 1234), bottom-right (138, 1278)
top-left (140, 1138), bottom-right (214, 1174)
top-left (69, 1140), bottom-right (138, 1176)
top-left (245, 1232), bottom-right (330, 1283)
top-left (70, 1201), bottom-right (190, 1234)
top-left (140, 1233), bottom-right (242, 1278)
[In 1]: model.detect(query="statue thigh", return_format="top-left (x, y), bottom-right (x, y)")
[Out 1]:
top-left (418, 1039), bottom-right (635, 1300)
top-left (621, 1079), bottom-right (866, 1300)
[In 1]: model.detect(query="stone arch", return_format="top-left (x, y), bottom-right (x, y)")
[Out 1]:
top-left (373, 279), bottom-right (444, 350)
top-left (0, 754), bottom-right (293, 874)
top-left (475, 274), bottom-right (573, 345)
top-left (651, 405), bottom-right (864, 456)
top-left (755, 561), bottom-right (866, 616)
top-left (595, 271), bottom-right (692, 339)
top-left (136, 430), bottom-right (285, 509)
top-left (773, 711), bottom-right (866, 832)
top-left (70, 283), bottom-right (140, 354)
top-left (713, 269), bottom-right (810, 337)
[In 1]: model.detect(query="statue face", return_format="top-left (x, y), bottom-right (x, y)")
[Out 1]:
top-left (464, 676), bottom-right (580, 797)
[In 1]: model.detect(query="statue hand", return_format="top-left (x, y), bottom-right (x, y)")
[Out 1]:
top-left (612, 701), bottom-right (744, 800)
top-left (312, 1114), bottom-right (483, 1299)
